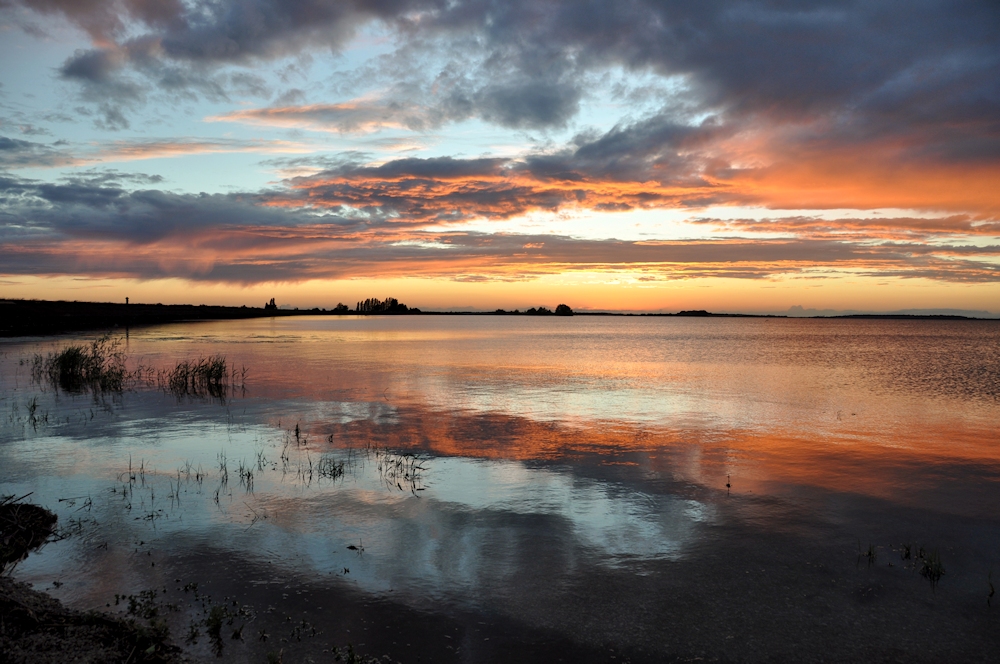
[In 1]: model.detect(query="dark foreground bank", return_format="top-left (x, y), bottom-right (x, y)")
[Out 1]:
top-left (0, 498), bottom-right (184, 664)
top-left (0, 300), bottom-right (306, 337)
top-left (0, 576), bottom-right (186, 664)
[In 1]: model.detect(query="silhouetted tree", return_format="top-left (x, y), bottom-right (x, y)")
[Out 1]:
top-left (264, 298), bottom-right (277, 311)
top-left (355, 297), bottom-right (411, 314)
top-left (555, 304), bottom-right (573, 316)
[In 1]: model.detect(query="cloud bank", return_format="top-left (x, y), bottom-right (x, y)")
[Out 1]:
top-left (1, 0), bottom-right (998, 290)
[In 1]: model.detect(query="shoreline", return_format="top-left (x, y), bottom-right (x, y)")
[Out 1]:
top-left (3, 298), bottom-right (995, 338)
top-left (0, 497), bottom-right (186, 663)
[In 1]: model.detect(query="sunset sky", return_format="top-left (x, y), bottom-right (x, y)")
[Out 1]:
top-left (1, 0), bottom-right (998, 313)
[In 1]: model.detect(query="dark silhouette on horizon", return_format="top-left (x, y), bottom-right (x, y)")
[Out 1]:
top-left (355, 297), bottom-right (419, 314)
top-left (555, 304), bottom-right (573, 316)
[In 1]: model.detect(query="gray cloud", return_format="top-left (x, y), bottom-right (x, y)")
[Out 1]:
top-left (0, 172), bottom-right (352, 246)
top-left (15, 0), bottom-right (998, 152)
top-left (2, 168), bottom-right (997, 284)
top-left (60, 48), bottom-right (125, 83)
top-left (0, 135), bottom-right (77, 168)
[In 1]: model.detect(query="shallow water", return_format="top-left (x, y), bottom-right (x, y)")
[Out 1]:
top-left (2, 316), bottom-right (1000, 662)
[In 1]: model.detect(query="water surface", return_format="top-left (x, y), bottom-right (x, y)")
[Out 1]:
top-left (3, 316), bottom-right (1000, 661)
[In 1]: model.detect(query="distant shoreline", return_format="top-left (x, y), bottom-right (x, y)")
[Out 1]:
top-left (2, 299), bottom-right (995, 338)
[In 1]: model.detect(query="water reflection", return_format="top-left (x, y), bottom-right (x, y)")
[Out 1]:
top-left (2, 316), bottom-right (1000, 661)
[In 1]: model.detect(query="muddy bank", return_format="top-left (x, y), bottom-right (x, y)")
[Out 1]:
top-left (0, 498), bottom-right (185, 664)
top-left (0, 576), bottom-right (186, 664)
top-left (0, 497), bottom-right (57, 573)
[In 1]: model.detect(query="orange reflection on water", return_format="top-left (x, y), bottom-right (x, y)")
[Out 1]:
top-left (303, 400), bottom-right (1000, 520)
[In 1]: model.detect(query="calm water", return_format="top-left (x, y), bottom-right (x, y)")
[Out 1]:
top-left (2, 316), bottom-right (1000, 662)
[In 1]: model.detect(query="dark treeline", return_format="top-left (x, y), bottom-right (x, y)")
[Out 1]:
top-left (492, 304), bottom-right (574, 316)
top-left (355, 297), bottom-right (418, 314)
top-left (19, 298), bottom-right (961, 338)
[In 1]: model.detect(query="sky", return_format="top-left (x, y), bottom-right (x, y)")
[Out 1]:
top-left (0, 0), bottom-right (998, 313)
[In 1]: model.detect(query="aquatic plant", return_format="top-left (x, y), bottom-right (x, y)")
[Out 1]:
top-left (331, 643), bottom-right (390, 663)
top-left (32, 334), bottom-right (134, 393)
top-left (236, 459), bottom-right (254, 493)
top-left (857, 540), bottom-right (877, 567)
top-left (205, 604), bottom-right (228, 656)
top-left (318, 454), bottom-right (345, 481)
top-left (364, 443), bottom-right (427, 494)
top-left (920, 550), bottom-right (945, 588)
top-left (161, 356), bottom-right (228, 398)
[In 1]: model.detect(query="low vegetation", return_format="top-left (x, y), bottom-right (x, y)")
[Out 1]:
top-left (160, 355), bottom-right (229, 398)
top-left (28, 334), bottom-right (246, 401)
top-left (31, 334), bottom-right (133, 393)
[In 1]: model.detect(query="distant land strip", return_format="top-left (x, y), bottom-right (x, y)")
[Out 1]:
top-left (2, 299), bottom-right (995, 338)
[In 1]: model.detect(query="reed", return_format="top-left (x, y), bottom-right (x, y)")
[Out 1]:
top-left (364, 442), bottom-right (427, 494)
top-left (161, 356), bottom-right (228, 398)
top-left (32, 334), bottom-right (133, 393)
top-left (317, 454), bottom-right (345, 481)
top-left (919, 550), bottom-right (945, 588)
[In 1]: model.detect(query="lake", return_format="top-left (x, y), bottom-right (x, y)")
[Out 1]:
top-left (2, 315), bottom-right (1000, 662)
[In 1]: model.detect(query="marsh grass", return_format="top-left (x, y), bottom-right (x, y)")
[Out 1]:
top-left (29, 336), bottom-right (247, 404)
top-left (856, 540), bottom-right (877, 567)
top-left (365, 443), bottom-right (427, 495)
top-left (330, 643), bottom-right (394, 663)
top-left (236, 459), bottom-right (254, 493)
top-left (161, 356), bottom-right (229, 399)
top-left (317, 454), bottom-right (345, 481)
top-left (32, 334), bottom-right (135, 393)
top-left (920, 550), bottom-right (945, 588)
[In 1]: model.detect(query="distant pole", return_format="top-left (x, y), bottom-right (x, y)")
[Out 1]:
top-left (126, 297), bottom-right (129, 305)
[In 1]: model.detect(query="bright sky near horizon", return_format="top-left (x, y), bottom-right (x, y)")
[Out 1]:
top-left (1, 1), bottom-right (998, 313)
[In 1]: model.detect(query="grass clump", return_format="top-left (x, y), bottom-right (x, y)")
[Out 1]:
top-left (162, 356), bottom-right (228, 398)
top-left (318, 454), bottom-right (346, 481)
top-left (32, 334), bottom-right (132, 393)
top-left (920, 550), bottom-right (945, 588)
